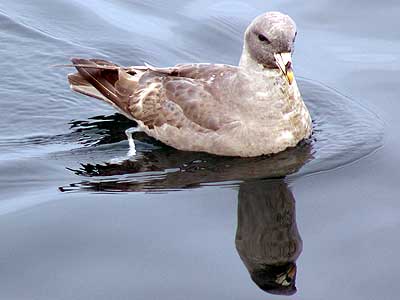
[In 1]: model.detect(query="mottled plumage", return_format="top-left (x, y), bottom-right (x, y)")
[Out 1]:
top-left (68, 12), bottom-right (312, 157)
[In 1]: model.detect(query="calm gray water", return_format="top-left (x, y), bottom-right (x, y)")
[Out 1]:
top-left (0, 1), bottom-right (398, 299)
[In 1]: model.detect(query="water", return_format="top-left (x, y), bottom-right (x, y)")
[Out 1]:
top-left (0, 1), bottom-right (398, 299)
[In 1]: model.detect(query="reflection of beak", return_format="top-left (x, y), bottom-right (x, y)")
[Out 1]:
top-left (287, 264), bottom-right (297, 280)
top-left (274, 52), bottom-right (294, 85)
top-left (275, 264), bottom-right (297, 287)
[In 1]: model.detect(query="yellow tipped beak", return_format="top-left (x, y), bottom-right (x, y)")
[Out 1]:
top-left (274, 52), bottom-right (295, 85)
top-left (286, 68), bottom-right (294, 85)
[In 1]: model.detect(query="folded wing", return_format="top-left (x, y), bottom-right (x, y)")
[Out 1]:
top-left (68, 58), bottom-right (239, 133)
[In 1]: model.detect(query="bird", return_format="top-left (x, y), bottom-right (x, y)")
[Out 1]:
top-left (67, 11), bottom-right (312, 157)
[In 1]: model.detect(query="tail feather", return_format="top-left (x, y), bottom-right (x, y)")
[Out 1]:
top-left (68, 58), bottom-right (137, 119)
top-left (68, 73), bottom-right (105, 101)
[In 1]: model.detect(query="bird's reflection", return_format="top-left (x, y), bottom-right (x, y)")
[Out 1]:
top-left (62, 113), bottom-right (312, 295)
top-left (236, 179), bottom-right (301, 295)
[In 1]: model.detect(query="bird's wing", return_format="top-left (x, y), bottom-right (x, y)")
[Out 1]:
top-left (69, 59), bottom-right (241, 132)
top-left (132, 65), bottom-right (240, 131)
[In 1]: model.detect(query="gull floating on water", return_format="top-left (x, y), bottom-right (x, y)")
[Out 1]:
top-left (68, 11), bottom-right (312, 157)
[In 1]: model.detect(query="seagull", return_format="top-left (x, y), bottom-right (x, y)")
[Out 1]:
top-left (68, 11), bottom-right (312, 157)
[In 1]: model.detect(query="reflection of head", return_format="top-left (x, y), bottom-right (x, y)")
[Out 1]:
top-left (251, 262), bottom-right (297, 295)
top-left (235, 179), bottom-right (302, 295)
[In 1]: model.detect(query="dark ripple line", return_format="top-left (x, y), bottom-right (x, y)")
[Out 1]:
top-left (0, 133), bottom-right (92, 148)
top-left (0, 9), bottom-right (102, 54)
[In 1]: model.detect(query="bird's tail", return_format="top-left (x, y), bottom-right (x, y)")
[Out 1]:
top-left (68, 58), bottom-right (137, 119)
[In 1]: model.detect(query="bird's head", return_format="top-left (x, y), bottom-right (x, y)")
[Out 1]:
top-left (244, 11), bottom-right (298, 84)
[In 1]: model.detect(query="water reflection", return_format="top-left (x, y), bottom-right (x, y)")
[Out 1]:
top-left (236, 179), bottom-right (301, 295)
top-left (54, 71), bottom-right (383, 297)
top-left (64, 151), bottom-right (304, 295)
top-left (61, 116), bottom-right (309, 295)
top-left (68, 114), bottom-right (138, 146)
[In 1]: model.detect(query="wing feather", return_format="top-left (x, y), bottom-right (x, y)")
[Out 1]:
top-left (69, 60), bottom-right (240, 132)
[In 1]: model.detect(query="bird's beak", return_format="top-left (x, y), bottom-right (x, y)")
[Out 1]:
top-left (274, 52), bottom-right (294, 85)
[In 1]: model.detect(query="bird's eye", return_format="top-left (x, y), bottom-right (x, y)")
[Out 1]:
top-left (258, 34), bottom-right (271, 44)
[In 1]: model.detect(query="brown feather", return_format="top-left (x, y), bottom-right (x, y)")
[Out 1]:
top-left (70, 58), bottom-right (132, 115)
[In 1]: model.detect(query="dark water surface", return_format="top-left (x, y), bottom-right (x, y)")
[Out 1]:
top-left (0, 1), bottom-right (398, 299)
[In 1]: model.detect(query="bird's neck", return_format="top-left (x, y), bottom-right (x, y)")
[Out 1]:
top-left (239, 47), bottom-right (262, 70)
top-left (239, 46), bottom-right (280, 77)
top-left (239, 46), bottom-right (303, 108)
